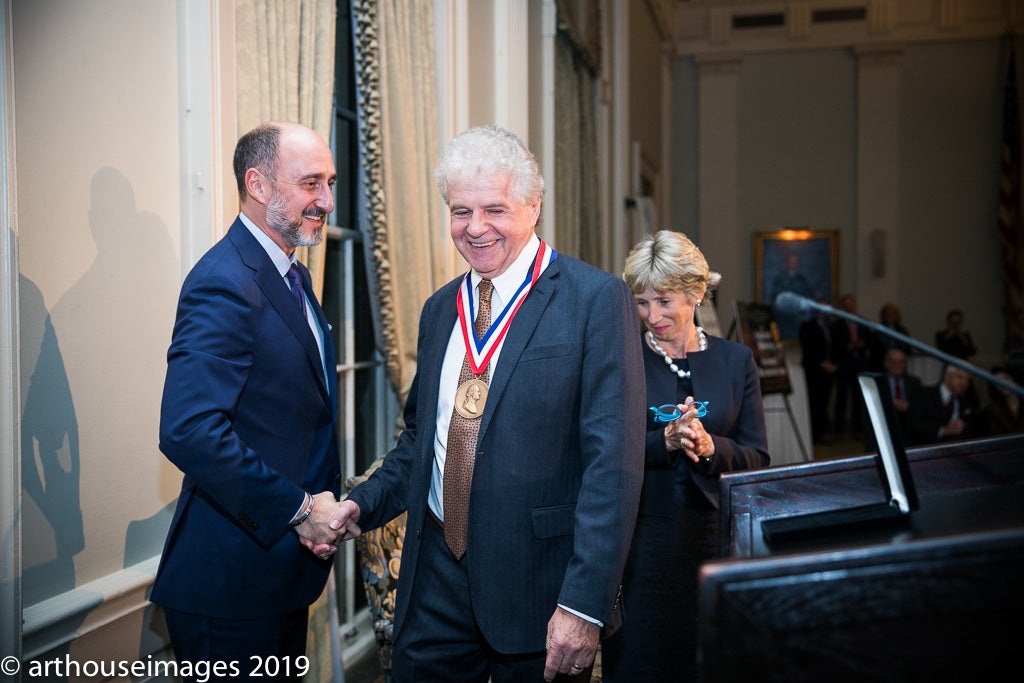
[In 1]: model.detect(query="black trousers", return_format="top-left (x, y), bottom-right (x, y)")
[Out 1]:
top-left (161, 605), bottom-right (308, 682)
top-left (390, 511), bottom-right (591, 683)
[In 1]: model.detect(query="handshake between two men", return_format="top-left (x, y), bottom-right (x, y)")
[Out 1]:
top-left (293, 492), bottom-right (363, 560)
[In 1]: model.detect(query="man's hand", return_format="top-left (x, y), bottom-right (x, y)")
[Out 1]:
top-left (543, 607), bottom-right (599, 681)
top-left (941, 418), bottom-right (966, 438)
top-left (328, 499), bottom-right (362, 541)
top-left (294, 492), bottom-right (361, 560)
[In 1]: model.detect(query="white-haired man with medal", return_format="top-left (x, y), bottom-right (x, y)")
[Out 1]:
top-left (325, 125), bottom-right (645, 681)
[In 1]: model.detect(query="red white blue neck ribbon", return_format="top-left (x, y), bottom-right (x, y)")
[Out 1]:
top-left (458, 241), bottom-right (557, 376)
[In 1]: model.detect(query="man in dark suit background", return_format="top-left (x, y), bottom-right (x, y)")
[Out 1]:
top-left (152, 122), bottom-right (346, 676)
top-left (799, 302), bottom-right (837, 444)
top-left (865, 348), bottom-right (922, 450)
top-left (329, 125), bottom-right (645, 681)
top-left (830, 293), bottom-right (870, 439)
top-left (906, 365), bottom-right (980, 446)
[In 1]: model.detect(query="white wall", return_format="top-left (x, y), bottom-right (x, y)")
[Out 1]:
top-left (738, 48), bottom-right (857, 295)
top-left (629, 0), bottom-right (665, 198)
top-left (900, 40), bottom-right (1004, 359)
top-left (10, 0), bottom-right (212, 665)
top-left (671, 36), bottom-right (1014, 366)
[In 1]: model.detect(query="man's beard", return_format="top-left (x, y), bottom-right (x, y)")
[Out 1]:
top-left (266, 193), bottom-right (325, 248)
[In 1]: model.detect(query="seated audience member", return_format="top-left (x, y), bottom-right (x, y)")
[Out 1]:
top-left (866, 348), bottom-right (921, 451)
top-left (982, 367), bottom-right (1024, 436)
top-left (935, 308), bottom-right (977, 360)
top-left (1007, 350), bottom-right (1024, 386)
top-left (868, 302), bottom-right (912, 371)
top-left (799, 302), bottom-right (837, 445)
top-left (906, 365), bottom-right (981, 446)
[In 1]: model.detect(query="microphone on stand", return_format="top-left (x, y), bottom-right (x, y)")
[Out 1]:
top-left (774, 292), bottom-right (1024, 398)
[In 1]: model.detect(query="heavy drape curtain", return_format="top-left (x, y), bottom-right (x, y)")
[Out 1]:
top-left (235, 0), bottom-right (337, 298)
top-left (554, 0), bottom-right (601, 269)
top-left (352, 0), bottom-right (446, 404)
top-left (234, 3), bottom-right (337, 681)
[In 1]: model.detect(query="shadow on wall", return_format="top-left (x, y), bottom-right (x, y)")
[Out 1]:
top-left (21, 164), bottom-right (179, 600)
top-left (67, 165), bottom-right (181, 528)
top-left (18, 267), bottom-right (88, 674)
top-left (19, 270), bottom-right (85, 605)
top-left (17, 165), bottom-right (180, 673)
top-left (124, 502), bottom-right (175, 570)
top-left (127, 502), bottom-right (176, 666)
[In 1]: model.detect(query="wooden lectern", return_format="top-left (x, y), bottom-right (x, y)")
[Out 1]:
top-left (699, 434), bottom-right (1024, 681)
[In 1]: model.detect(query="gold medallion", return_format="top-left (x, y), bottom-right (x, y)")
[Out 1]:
top-left (454, 378), bottom-right (488, 420)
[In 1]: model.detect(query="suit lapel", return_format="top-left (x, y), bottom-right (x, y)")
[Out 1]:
top-left (303, 264), bottom-right (335, 405)
top-left (477, 259), bottom-right (560, 440)
top-left (416, 279), bottom-right (462, 452)
top-left (229, 222), bottom-right (329, 402)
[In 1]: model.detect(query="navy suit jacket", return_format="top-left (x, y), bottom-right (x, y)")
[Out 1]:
top-left (346, 252), bottom-right (646, 654)
top-left (152, 219), bottom-right (340, 619)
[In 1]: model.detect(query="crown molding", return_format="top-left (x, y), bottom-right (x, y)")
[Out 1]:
top-left (673, 0), bottom-right (1018, 57)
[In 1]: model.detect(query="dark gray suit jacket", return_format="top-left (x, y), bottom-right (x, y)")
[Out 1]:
top-left (347, 251), bottom-right (645, 653)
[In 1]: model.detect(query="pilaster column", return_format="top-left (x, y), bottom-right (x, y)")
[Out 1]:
top-left (696, 52), bottom-right (741, 311)
top-left (855, 43), bottom-right (904, 316)
top-left (493, 0), bottom-right (530, 138)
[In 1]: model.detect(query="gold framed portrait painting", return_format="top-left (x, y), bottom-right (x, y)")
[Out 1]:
top-left (755, 228), bottom-right (839, 339)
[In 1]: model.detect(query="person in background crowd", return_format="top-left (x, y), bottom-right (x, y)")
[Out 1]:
top-left (868, 302), bottom-right (913, 371)
top-left (830, 293), bottom-right (870, 439)
top-left (865, 348), bottom-right (922, 451)
top-left (602, 230), bottom-right (769, 683)
top-left (328, 125), bottom-right (645, 682)
top-left (935, 308), bottom-right (977, 360)
top-left (982, 367), bottom-right (1024, 436)
top-left (906, 365), bottom-right (981, 446)
top-left (799, 300), bottom-right (838, 445)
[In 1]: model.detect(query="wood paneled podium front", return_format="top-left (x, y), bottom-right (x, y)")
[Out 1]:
top-left (698, 434), bottom-right (1024, 682)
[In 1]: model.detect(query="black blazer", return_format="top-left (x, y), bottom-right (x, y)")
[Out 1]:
top-left (906, 384), bottom-right (980, 446)
top-left (639, 335), bottom-right (770, 516)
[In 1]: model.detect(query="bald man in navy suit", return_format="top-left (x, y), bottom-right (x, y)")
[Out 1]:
top-left (152, 122), bottom-right (347, 678)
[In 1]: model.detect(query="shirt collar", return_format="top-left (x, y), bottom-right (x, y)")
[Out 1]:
top-left (239, 211), bottom-right (297, 276)
top-left (469, 234), bottom-right (541, 303)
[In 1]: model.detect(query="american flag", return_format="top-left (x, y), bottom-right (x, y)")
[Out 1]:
top-left (998, 37), bottom-right (1024, 354)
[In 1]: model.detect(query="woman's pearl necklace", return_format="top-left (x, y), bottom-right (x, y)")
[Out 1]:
top-left (647, 329), bottom-right (708, 379)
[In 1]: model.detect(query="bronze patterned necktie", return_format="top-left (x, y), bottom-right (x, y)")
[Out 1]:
top-left (443, 279), bottom-right (493, 559)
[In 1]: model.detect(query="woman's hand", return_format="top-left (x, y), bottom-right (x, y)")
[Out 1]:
top-left (663, 396), bottom-right (714, 462)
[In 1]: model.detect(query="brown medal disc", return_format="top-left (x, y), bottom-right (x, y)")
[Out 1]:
top-left (454, 378), bottom-right (488, 419)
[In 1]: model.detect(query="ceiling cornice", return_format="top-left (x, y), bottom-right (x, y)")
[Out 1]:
top-left (672, 0), bottom-right (1022, 57)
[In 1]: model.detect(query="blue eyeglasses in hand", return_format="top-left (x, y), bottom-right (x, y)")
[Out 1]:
top-left (649, 401), bottom-right (709, 423)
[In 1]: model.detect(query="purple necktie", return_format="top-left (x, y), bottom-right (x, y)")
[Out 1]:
top-left (286, 264), bottom-right (305, 313)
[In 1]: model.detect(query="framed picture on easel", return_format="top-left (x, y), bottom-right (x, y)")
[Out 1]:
top-left (755, 228), bottom-right (839, 340)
